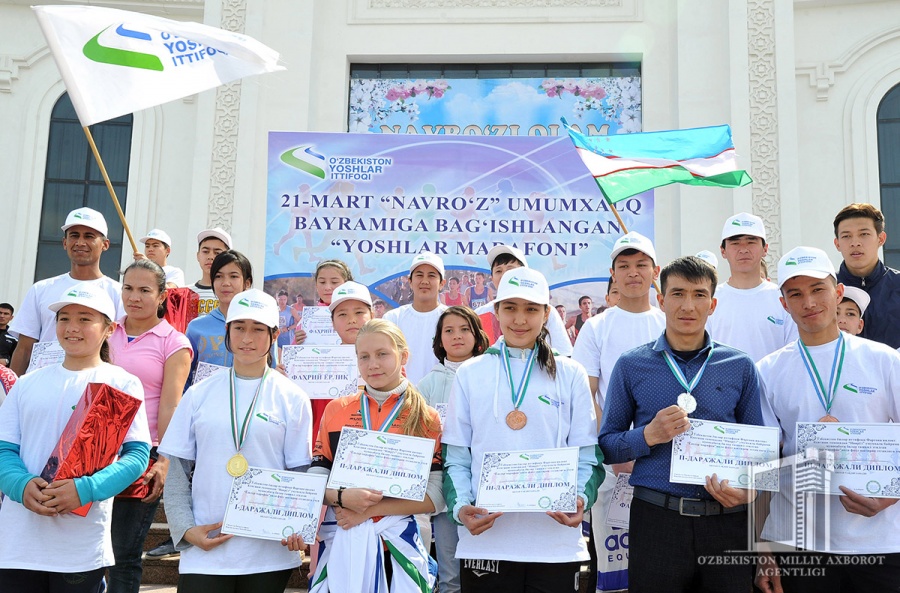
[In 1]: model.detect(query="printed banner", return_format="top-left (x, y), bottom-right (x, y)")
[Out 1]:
top-left (265, 132), bottom-right (654, 315)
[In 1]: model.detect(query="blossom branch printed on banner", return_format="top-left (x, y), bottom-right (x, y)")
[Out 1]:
top-left (349, 79), bottom-right (451, 132)
top-left (540, 77), bottom-right (642, 133)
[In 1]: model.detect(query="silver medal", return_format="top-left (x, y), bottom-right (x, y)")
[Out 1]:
top-left (677, 392), bottom-right (697, 414)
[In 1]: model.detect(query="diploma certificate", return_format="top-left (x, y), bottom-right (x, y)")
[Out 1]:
top-left (193, 361), bottom-right (227, 385)
top-left (795, 422), bottom-right (900, 498)
top-left (670, 420), bottom-right (780, 491)
top-left (29, 341), bottom-right (65, 370)
top-left (475, 447), bottom-right (579, 513)
top-left (605, 472), bottom-right (634, 528)
top-left (300, 307), bottom-right (341, 345)
top-left (327, 427), bottom-right (435, 501)
top-left (221, 467), bottom-right (327, 542)
top-left (282, 345), bottom-right (359, 400)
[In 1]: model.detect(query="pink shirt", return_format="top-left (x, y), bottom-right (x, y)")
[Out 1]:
top-left (109, 318), bottom-right (192, 445)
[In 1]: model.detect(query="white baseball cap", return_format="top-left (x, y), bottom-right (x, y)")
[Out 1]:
top-left (409, 252), bottom-right (445, 278)
top-left (328, 281), bottom-right (373, 312)
top-left (226, 289), bottom-right (279, 328)
top-left (197, 228), bottom-right (233, 249)
top-left (722, 212), bottom-right (766, 242)
top-left (610, 232), bottom-right (657, 264)
top-left (61, 207), bottom-right (108, 237)
top-left (48, 281), bottom-right (117, 320)
top-left (487, 244), bottom-right (528, 270)
top-left (140, 229), bottom-right (173, 247)
top-left (495, 267), bottom-right (550, 306)
top-left (777, 246), bottom-right (836, 289)
top-left (695, 250), bottom-right (719, 269)
top-left (841, 286), bottom-right (870, 317)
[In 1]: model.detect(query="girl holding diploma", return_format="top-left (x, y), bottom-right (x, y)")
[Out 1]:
top-left (159, 289), bottom-right (313, 593)
top-left (442, 268), bottom-right (604, 593)
top-left (0, 283), bottom-right (151, 593)
top-left (294, 260), bottom-right (355, 437)
top-left (418, 306), bottom-right (490, 593)
top-left (308, 319), bottom-right (442, 592)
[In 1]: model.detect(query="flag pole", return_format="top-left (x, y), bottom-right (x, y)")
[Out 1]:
top-left (81, 126), bottom-right (139, 255)
top-left (602, 190), bottom-right (661, 296)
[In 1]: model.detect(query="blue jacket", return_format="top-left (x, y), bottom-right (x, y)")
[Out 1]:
top-left (837, 260), bottom-right (900, 349)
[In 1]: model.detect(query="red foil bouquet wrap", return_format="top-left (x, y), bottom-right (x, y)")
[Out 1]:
top-left (40, 383), bottom-right (143, 517)
top-left (164, 287), bottom-right (199, 334)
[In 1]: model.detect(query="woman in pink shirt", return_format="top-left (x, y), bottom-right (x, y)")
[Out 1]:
top-left (107, 259), bottom-right (192, 593)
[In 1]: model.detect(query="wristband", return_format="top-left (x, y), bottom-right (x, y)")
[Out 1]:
top-left (336, 486), bottom-right (345, 509)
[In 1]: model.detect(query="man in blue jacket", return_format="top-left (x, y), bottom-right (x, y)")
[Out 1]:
top-left (833, 203), bottom-right (900, 348)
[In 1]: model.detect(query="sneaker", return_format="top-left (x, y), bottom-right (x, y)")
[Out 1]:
top-left (145, 540), bottom-right (179, 559)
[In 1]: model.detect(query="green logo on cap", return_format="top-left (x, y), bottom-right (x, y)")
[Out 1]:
top-left (785, 259), bottom-right (798, 266)
top-left (238, 298), bottom-right (250, 307)
top-left (508, 277), bottom-right (520, 287)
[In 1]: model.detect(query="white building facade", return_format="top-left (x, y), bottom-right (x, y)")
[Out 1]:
top-left (2, 0), bottom-right (900, 305)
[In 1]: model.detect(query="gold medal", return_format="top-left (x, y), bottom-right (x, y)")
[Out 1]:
top-left (818, 414), bottom-right (840, 423)
top-left (506, 410), bottom-right (527, 430)
top-left (227, 453), bottom-right (249, 477)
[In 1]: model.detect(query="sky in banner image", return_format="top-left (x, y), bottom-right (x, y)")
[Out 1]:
top-left (265, 75), bottom-right (650, 326)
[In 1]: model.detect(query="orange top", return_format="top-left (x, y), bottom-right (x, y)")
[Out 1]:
top-left (311, 391), bottom-right (442, 473)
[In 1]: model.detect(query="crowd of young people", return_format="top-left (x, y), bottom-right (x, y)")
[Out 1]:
top-left (0, 202), bottom-right (899, 593)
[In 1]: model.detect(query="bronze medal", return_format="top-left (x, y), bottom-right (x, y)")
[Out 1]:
top-left (506, 410), bottom-right (527, 430)
top-left (818, 414), bottom-right (840, 423)
top-left (226, 453), bottom-right (249, 477)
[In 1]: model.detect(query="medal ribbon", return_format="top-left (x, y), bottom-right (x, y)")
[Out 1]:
top-left (229, 368), bottom-right (268, 454)
top-left (662, 344), bottom-right (715, 394)
top-left (501, 340), bottom-right (537, 411)
top-left (360, 393), bottom-right (406, 432)
top-left (798, 334), bottom-right (845, 416)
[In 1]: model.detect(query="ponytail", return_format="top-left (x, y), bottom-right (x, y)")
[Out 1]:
top-left (400, 382), bottom-right (441, 438)
top-left (534, 323), bottom-right (557, 380)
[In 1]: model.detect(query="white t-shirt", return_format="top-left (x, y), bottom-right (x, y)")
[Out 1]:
top-left (9, 272), bottom-right (124, 344)
top-left (475, 301), bottom-right (574, 357)
top-left (383, 304), bottom-right (447, 384)
top-left (571, 306), bottom-right (665, 408)
top-left (163, 265), bottom-right (185, 287)
top-left (0, 363), bottom-right (150, 572)
top-left (442, 352), bottom-right (597, 563)
top-left (757, 335), bottom-right (900, 553)
top-left (706, 281), bottom-right (797, 362)
top-left (158, 370), bottom-right (313, 575)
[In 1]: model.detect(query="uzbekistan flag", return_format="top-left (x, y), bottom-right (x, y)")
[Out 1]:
top-left (563, 118), bottom-right (752, 204)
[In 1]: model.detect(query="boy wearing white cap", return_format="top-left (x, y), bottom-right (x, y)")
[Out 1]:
top-left (138, 229), bottom-right (185, 288)
top-left (837, 286), bottom-right (869, 336)
top-left (443, 267), bottom-right (603, 592)
top-left (9, 207), bottom-right (125, 375)
top-left (706, 212), bottom-right (796, 362)
top-left (572, 231), bottom-right (665, 411)
top-left (189, 228), bottom-right (232, 317)
top-left (383, 252), bottom-right (448, 383)
top-left (755, 247), bottom-right (900, 592)
top-left (474, 244), bottom-right (573, 356)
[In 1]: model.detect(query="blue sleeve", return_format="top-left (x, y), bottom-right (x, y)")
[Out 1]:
top-left (578, 444), bottom-right (605, 509)
top-left (598, 358), bottom-right (652, 464)
top-left (74, 441), bottom-right (150, 504)
top-left (0, 440), bottom-right (37, 503)
top-left (442, 444), bottom-right (474, 525)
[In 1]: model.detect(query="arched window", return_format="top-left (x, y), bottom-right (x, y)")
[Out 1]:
top-left (35, 92), bottom-right (132, 281)
top-left (877, 83), bottom-right (900, 269)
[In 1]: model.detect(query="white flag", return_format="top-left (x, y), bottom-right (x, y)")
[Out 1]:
top-left (33, 5), bottom-right (285, 126)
